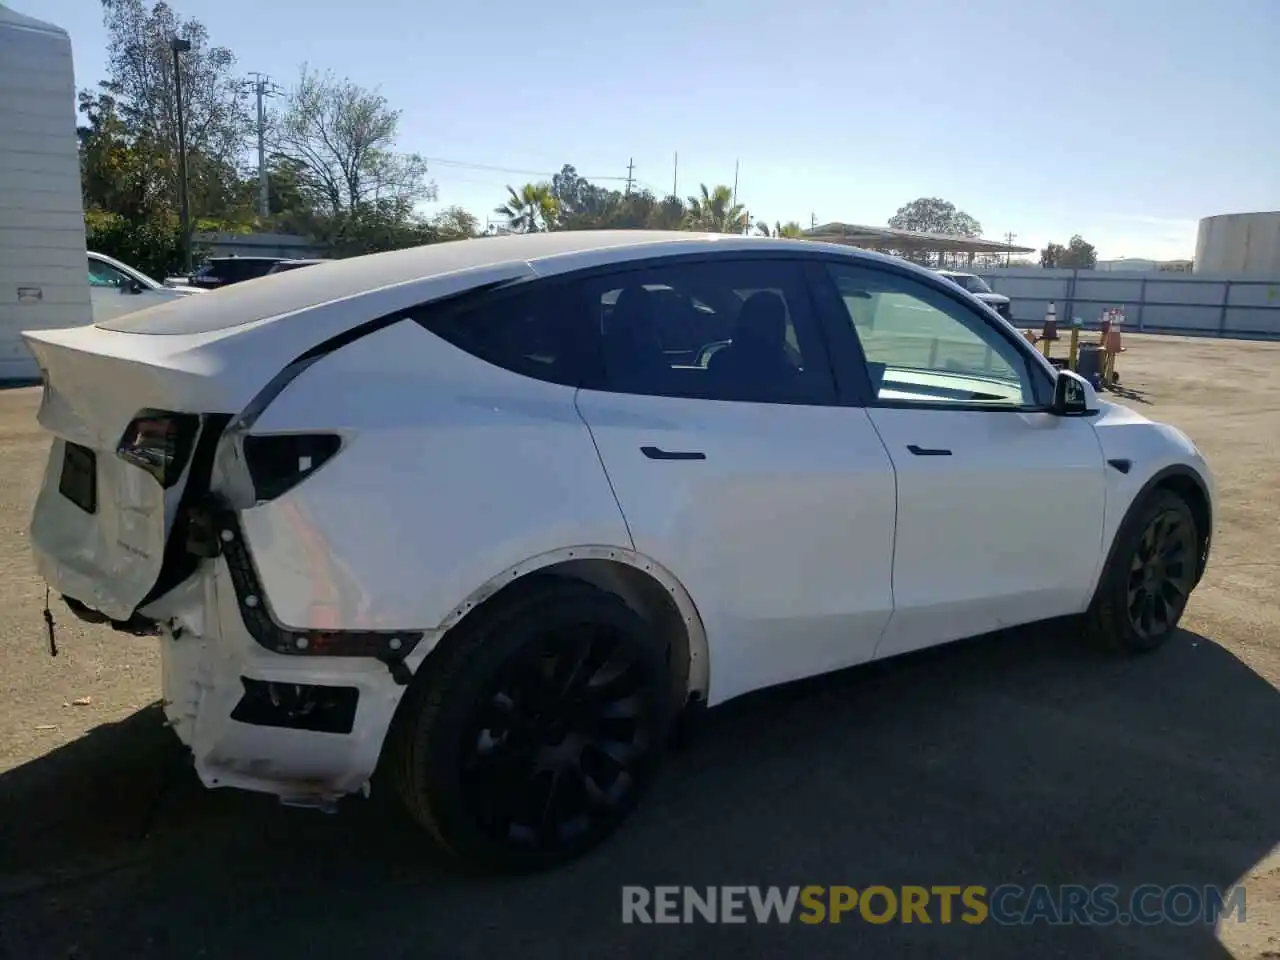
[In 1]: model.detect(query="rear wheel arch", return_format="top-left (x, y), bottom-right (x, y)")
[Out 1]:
top-left (416, 547), bottom-right (710, 711)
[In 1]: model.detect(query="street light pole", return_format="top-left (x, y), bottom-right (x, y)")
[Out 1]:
top-left (170, 37), bottom-right (193, 274)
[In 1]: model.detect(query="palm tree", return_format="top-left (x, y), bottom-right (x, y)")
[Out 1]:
top-left (684, 184), bottom-right (748, 234)
top-left (495, 183), bottom-right (559, 233)
top-left (755, 219), bottom-right (805, 239)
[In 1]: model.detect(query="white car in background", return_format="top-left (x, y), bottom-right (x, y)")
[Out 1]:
top-left (936, 269), bottom-right (1013, 320)
top-left (24, 232), bottom-right (1213, 872)
top-left (88, 250), bottom-right (204, 324)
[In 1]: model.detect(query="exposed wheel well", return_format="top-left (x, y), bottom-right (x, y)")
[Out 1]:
top-left (419, 557), bottom-right (706, 713)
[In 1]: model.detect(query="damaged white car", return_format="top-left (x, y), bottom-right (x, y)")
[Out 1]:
top-left (25, 231), bottom-right (1213, 871)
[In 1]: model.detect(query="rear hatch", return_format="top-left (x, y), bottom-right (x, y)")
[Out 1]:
top-left (25, 325), bottom-right (239, 620)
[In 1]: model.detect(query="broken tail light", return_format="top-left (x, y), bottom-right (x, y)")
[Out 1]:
top-left (242, 433), bottom-right (342, 502)
top-left (116, 411), bottom-right (200, 488)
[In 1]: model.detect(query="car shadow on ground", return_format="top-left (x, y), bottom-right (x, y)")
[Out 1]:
top-left (2, 626), bottom-right (1277, 960)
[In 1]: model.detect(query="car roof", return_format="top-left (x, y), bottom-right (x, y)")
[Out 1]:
top-left (96, 231), bottom-right (921, 337)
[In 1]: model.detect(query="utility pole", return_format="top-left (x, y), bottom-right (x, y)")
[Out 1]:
top-left (1004, 231), bottom-right (1017, 267)
top-left (244, 72), bottom-right (283, 219)
top-left (731, 159), bottom-right (739, 206)
top-left (672, 152), bottom-right (678, 199)
top-left (170, 37), bottom-right (193, 274)
top-left (624, 158), bottom-right (635, 197)
top-left (810, 211), bottom-right (817, 230)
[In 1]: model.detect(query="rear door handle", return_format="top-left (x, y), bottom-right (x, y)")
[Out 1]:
top-left (906, 444), bottom-right (952, 456)
top-left (641, 446), bottom-right (706, 461)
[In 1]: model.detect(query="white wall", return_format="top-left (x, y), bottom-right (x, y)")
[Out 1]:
top-left (0, 5), bottom-right (88, 381)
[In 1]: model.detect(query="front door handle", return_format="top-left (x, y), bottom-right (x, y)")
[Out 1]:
top-left (906, 444), bottom-right (952, 456)
top-left (641, 446), bottom-right (706, 461)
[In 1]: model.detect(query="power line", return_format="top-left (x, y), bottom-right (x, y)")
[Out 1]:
top-left (423, 156), bottom-right (630, 181)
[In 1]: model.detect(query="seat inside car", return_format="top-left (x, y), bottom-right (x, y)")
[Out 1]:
top-left (601, 286), bottom-right (673, 392)
top-left (707, 290), bottom-right (798, 387)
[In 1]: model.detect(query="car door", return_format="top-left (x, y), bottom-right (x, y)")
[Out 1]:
top-left (87, 255), bottom-right (141, 324)
top-left (811, 259), bottom-right (1108, 659)
top-left (572, 255), bottom-right (898, 705)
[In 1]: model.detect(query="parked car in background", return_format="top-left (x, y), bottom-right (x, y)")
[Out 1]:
top-left (266, 258), bottom-right (332, 275)
top-left (936, 269), bottom-right (1012, 319)
top-left (25, 232), bottom-right (1213, 872)
top-left (88, 251), bottom-right (203, 325)
top-left (172, 256), bottom-right (288, 290)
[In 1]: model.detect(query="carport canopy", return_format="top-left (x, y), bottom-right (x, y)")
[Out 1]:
top-left (803, 222), bottom-right (1035, 265)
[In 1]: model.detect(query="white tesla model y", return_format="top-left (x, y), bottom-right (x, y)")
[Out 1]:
top-left (24, 231), bottom-right (1214, 870)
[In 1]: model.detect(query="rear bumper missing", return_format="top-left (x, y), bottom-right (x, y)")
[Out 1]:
top-left (154, 554), bottom-right (439, 804)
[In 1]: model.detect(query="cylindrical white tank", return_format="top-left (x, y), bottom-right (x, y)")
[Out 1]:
top-left (1194, 212), bottom-right (1280, 275)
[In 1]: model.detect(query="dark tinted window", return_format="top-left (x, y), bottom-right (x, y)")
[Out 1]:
top-left (207, 259), bottom-right (281, 282)
top-left (419, 282), bottom-right (599, 389)
top-left (581, 259), bottom-right (834, 404)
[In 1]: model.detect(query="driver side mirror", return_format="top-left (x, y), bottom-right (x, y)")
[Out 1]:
top-left (1050, 369), bottom-right (1096, 416)
top-left (120, 277), bottom-right (143, 295)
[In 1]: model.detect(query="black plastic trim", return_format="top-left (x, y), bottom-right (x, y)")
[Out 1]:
top-left (202, 498), bottom-right (422, 679)
top-left (1096, 464), bottom-right (1214, 592)
top-left (230, 677), bottom-right (359, 734)
top-left (907, 444), bottom-right (952, 456)
top-left (137, 413), bottom-right (233, 609)
top-left (1107, 458), bottom-right (1133, 474)
top-left (641, 446), bottom-right (706, 461)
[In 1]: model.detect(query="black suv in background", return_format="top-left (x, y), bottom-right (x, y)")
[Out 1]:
top-left (180, 256), bottom-right (287, 290)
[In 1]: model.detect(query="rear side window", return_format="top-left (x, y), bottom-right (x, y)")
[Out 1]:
top-left (418, 282), bottom-right (601, 389)
top-left (580, 258), bottom-right (835, 405)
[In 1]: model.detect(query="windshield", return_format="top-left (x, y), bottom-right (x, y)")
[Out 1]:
top-left (945, 273), bottom-right (993, 295)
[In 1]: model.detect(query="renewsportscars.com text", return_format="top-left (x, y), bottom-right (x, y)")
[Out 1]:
top-left (621, 884), bottom-right (1247, 926)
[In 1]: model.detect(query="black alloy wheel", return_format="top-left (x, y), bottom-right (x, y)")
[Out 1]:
top-left (390, 577), bottom-right (671, 871)
top-left (1126, 508), bottom-right (1195, 640)
top-left (458, 624), bottom-right (657, 853)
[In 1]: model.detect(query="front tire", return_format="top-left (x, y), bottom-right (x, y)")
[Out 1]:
top-left (1083, 488), bottom-right (1199, 654)
top-left (390, 578), bottom-right (671, 872)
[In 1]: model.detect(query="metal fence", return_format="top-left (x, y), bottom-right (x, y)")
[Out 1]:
top-left (971, 267), bottom-right (1280, 340)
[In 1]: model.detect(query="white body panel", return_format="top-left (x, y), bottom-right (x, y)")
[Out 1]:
top-left (20, 231), bottom-right (1216, 807)
top-left (868, 408), bottom-right (1107, 657)
top-left (0, 5), bottom-right (87, 379)
top-left (233, 321), bottom-right (632, 631)
top-left (576, 390), bottom-right (897, 705)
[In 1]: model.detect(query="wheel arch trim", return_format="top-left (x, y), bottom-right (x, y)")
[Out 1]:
top-left (1092, 462), bottom-right (1214, 604)
top-left (428, 544), bottom-right (712, 705)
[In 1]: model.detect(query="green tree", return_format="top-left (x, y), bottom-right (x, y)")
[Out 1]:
top-left (429, 206), bottom-right (480, 240)
top-left (647, 194), bottom-right (688, 230)
top-left (685, 184), bottom-right (748, 233)
top-left (495, 183), bottom-right (559, 233)
top-left (85, 209), bottom-right (186, 278)
top-left (755, 219), bottom-right (805, 238)
top-left (1040, 242), bottom-right (1066, 268)
top-left (1059, 234), bottom-right (1098, 269)
top-left (271, 65), bottom-right (436, 217)
top-left (888, 197), bottom-right (982, 238)
top-left (1040, 236), bottom-right (1096, 269)
top-left (98, 0), bottom-right (254, 220)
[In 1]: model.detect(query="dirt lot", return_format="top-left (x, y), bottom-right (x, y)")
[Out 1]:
top-left (1, 334), bottom-right (1278, 959)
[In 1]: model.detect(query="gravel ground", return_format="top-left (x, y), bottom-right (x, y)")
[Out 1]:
top-left (1, 333), bottom-right (1277, 959)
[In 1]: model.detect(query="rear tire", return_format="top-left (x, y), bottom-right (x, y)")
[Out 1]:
top-left (1083, 488), bottom-right (1199, 654)
top-left (390, 578), bottom-right (672, 872)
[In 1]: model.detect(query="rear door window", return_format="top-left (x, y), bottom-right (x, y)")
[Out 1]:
top-left (580, 258), bottom-right (836, 405)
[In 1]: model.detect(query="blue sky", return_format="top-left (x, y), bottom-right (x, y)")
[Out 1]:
top-left (21, 0), bottom-right (1280, 260)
